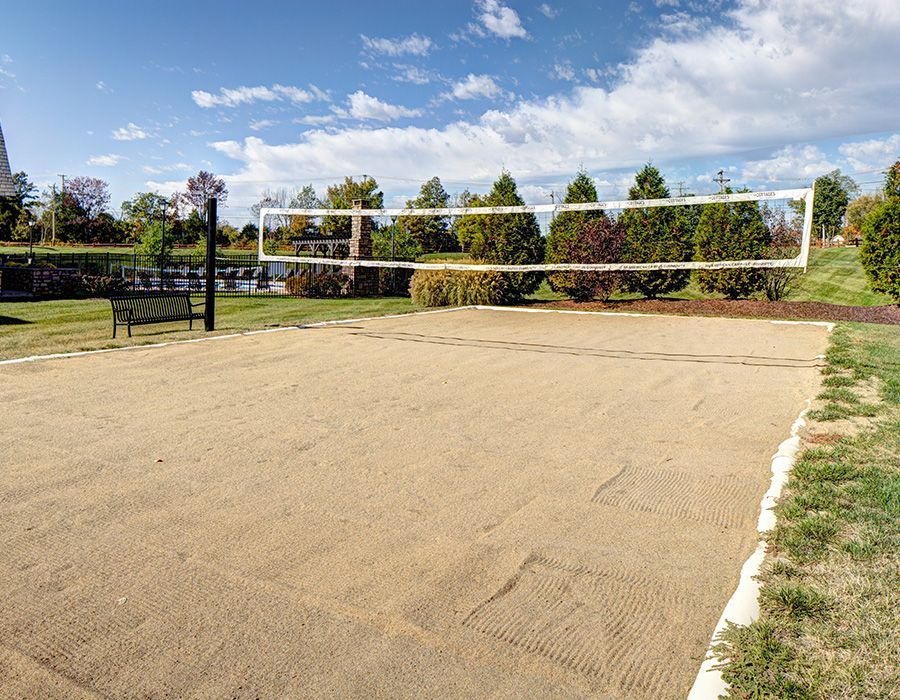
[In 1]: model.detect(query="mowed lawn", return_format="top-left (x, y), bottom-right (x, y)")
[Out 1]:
top-left (0, 296), bottom-right (417, 360)
top-left (532, 246), bottom-right (893, 305)
top-left (0, 246), bottom-right (892, 362)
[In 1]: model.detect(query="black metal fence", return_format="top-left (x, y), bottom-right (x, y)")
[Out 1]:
top-left (0, 251), bottom-right (413, 298)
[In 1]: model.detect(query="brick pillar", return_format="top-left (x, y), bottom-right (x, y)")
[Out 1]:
top-left (346, 198), bottom-right (379, 296)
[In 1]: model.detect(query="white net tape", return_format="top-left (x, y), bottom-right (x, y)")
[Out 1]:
top-left (259, 187), bottom-right (814, 272)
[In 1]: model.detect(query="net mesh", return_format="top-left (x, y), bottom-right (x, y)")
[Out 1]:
top-left (258, 188), bottom-right (814, 272)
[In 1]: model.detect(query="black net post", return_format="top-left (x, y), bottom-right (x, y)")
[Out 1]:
top-left (204, 197), bottom-right (216, 331)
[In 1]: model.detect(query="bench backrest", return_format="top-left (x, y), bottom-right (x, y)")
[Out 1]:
top-left (111, 293), bottom-right (193, 321)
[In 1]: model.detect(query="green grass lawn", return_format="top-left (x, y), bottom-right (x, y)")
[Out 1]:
top-left (713, 322), bottom-right (899, 699)
top-left (0, 296), bottom-right (417, 360)
top-left (528, 247), bottom-right (893, 306)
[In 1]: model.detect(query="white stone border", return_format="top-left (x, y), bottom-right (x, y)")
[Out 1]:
top-left (686, 401), bottom-right (821, 698)
top-left (0, 305), bottom-right (833, 367)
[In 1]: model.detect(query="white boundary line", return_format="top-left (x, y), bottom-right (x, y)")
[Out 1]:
top-left (687, 404), bottom-right (812, 699)
top-left (0, 305), bottom-right (833, 367)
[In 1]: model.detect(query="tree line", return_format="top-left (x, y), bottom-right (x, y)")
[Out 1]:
top-left (1, 159), bottom-right (896, 301)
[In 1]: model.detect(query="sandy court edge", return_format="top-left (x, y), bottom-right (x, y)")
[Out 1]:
top-left (0, 307), bottom-right (830, 698)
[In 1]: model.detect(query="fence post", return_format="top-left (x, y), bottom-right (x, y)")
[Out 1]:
top-left (204, 198), bottom-right (217, 331)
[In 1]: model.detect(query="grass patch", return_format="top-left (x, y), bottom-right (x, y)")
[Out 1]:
top-left (0, 296), bottom-right (417, 360)
top-left (529, 246), bottom-right (895, 306)
top-left (713, 323), bottom-right (900, 699)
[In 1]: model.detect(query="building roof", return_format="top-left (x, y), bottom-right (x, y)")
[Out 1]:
top-left (0, 119), bottom-right (16, 198)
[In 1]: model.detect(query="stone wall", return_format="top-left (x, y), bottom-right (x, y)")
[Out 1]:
top-left (345, 199), bottom-right (379, 296)
top-left (0, 266), bottom-right (80, 297)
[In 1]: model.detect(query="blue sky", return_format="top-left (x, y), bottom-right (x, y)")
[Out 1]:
top-left (1, 0), bottom-right (898, 225)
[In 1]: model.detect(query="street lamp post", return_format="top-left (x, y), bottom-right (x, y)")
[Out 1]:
top-left (159, 200), bottom-right (166, 290)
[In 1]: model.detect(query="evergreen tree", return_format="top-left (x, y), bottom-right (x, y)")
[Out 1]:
top-left (694, 193), bottom-right (770, 299)
top-left (859, 158), bottom-right (900, 302)
top-left (398, 176), bottom-right (455, 253)
top-left (544, 169), bottom-right (603, 293)
top-left (619, 164), bottom-right (692, 297)
top-left (466, 170), bottom-right (544, 300)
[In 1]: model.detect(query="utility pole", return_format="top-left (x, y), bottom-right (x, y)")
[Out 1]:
top-left (714, 170), bottom-right (731, 193)
top-left (51, 174), bottom-right (65, 245)
top-left (675, 181), bottom-right (686, 197)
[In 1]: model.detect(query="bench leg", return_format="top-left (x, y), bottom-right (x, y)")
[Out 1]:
top-left (113, 321), bottom-right (117, 339)
top-left (128, 321), bottom-right (132, 338)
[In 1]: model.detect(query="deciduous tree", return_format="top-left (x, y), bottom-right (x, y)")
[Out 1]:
top-left (181, 170), bottom-right (228, 225)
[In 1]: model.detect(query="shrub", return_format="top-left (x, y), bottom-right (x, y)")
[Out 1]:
top-left (79, 274), bottom-right (129, 298)
top-left (761, 206), bottom-right (803, 301)
top-left (620, 164), bottom-right (693, 297)
top-left (859, 197), bottom-right (900, 303)
top-left (695, 196), bottom-right (770, 299)
top-left (553, 215), bottom-right (625, 302)
top-left (284, 271), bottom-right (349, 298)
top-left (409, 268), bottom-right (508, 307)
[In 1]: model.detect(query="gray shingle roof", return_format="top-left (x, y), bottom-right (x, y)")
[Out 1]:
top-left (0, 120), bottom-right (16, 198)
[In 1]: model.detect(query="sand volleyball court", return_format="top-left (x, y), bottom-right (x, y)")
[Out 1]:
top-left (0, 308), bottom-right (829, 698)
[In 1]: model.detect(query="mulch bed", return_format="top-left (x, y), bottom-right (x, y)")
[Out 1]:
top-left (525, 298), bottom-right (899, 325)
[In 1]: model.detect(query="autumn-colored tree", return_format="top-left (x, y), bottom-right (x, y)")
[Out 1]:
top-left (318, 175), bottom-right (383, 237)
top-left (556, 215), bottom-right (625, 302)
top-left (181, 170), bottom-right (228, 225)
top-left (845, 193), bottom-right (885, 237)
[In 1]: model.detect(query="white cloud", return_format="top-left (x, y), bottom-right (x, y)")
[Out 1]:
top-left (538, 3), bottom-right (559, 19)
top-left (191, 84), bottom-right (320, 108)
top-left (212, 0), bottom-right (900, 193)
top-left (360, 33), bottom-right (433, 56)
top-left (294, 114), bottom-right (337, 126)
top-left (443, 74), bottom-right (504, 100)
top-left (95, 80), bottom-right (112, 93)
top-left (142, 162), bottom-right (192, 175)
top-left (742, 145), bottom-right (837, 183)
top-left (477, 0), bottom-right (528, 39)
top-left (334, 91), bottom-right (423, 122)
top-left (86, 154), bottom-right (124, 167)
top-left (111, 123), bottom-right (149, 141)
top-left (551, 62), bottom-right (576, 81)
top-left (392, 64), bottom-right (435, 85)
top-left (249, 119), bottom-right (277, 131)
top-left (838, 134), bottom-right (900, 172)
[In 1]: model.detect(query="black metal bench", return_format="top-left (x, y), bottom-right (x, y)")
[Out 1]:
top-left (110, 292), bottom-right (205, 338)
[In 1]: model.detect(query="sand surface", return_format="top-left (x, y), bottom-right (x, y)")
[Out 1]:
top-left (0, 308), bottom-right (828, 698)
